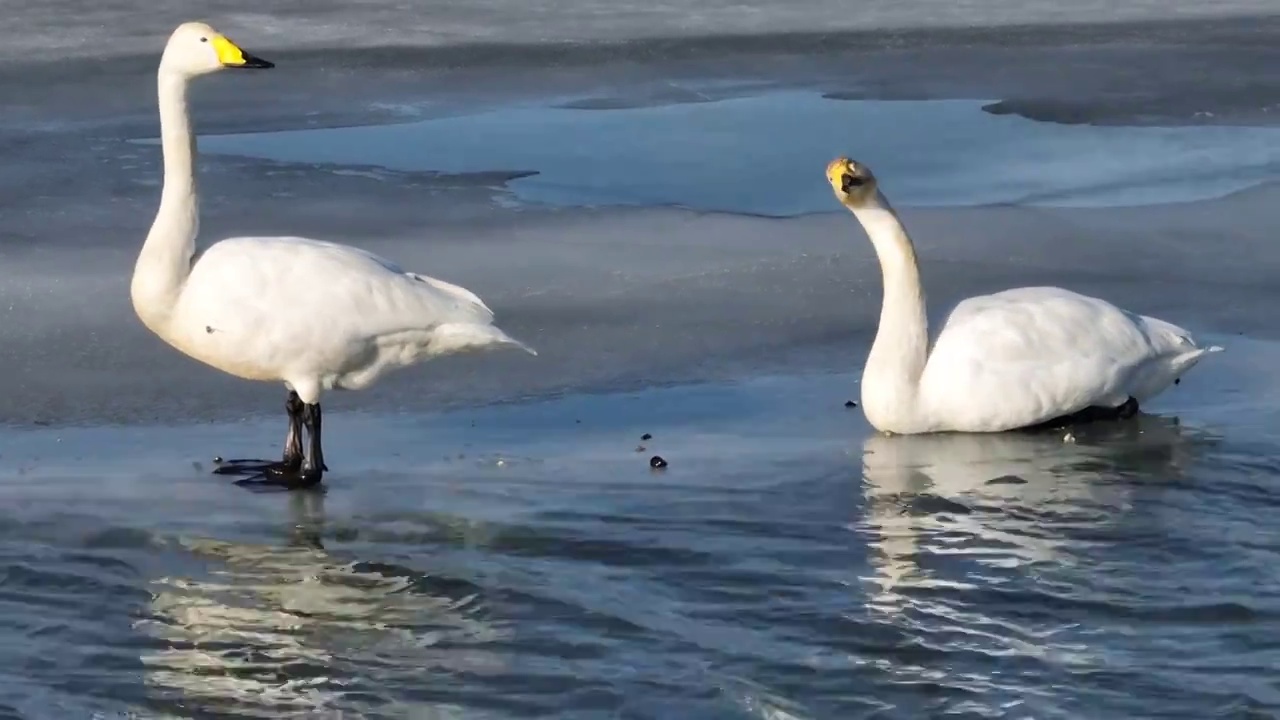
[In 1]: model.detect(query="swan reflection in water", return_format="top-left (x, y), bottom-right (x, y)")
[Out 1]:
top-left (850, 417), bottom-right (1218, 715)
top-left (859, 416), bottom-right (1209, 613)
top-left (135, 491), bottom-right (508, 718)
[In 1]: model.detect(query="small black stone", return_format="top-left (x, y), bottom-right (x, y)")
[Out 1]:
top-left (649, 455), bottom-right (668, 469)
top-left (844, 400), bottom-right (858, 408)
top-left (641, 433), bottom-right (653, 440)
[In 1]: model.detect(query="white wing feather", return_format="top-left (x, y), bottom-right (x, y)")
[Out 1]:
top-left (169, 236), bottom-right (530, 395)
top-left (919, 287), bottom-right (1219, 432)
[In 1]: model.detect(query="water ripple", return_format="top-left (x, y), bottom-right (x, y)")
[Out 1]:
top-left (1, 384), bottom-right (1279, 717)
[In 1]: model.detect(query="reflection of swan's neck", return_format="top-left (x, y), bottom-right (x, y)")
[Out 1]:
top-left (131, 68), bottom-right (198, 333)
top-left (846, 192), bottom-right (928, 432)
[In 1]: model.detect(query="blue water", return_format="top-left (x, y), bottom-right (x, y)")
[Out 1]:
top-left (10, 32), bottom-right (1280, 718)
top-left (2, 335), bottom-right (1280, 718)
top-left (189, 92), bottom-right (1280, 215)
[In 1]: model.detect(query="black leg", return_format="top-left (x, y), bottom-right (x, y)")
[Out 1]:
top-left (233, 402), bottom-right (327, 491)
top-left (213, 391), bottom-right (325, 491)
top-left (298, 402), bottom-right (328, 480)
top-left (281, 392), bottom-right (305, 470)
top-left (1115, 396), bottom-right (1140, 420)
top-left (1019, 396), bottom-right (1141, 433)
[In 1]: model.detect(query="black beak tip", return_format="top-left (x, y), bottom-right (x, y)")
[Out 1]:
top-left (240, 53), bottom-right (275, 69)
top-left (840, 173), bottom-right (864, 192)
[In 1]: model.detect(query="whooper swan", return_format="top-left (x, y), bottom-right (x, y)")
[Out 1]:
top-left (131, 23), bottom-right (534, 490)
top-left (824, 156), bottom-right (1220, 435)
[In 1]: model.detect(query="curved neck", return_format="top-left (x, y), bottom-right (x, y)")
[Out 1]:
top-left (847, 192), bottom-right (929, 428)
top-left (131, 68), bottom-right (199, 332)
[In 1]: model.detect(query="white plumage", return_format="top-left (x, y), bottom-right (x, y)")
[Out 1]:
top-left (169, 236), bottom-right (532, 403)
top-left (131, 23), bottom-right (532, 487)
top-left (917, 286), bottom-right (1218, 432)
top-left (825, 157), bottom-right (1220, 435)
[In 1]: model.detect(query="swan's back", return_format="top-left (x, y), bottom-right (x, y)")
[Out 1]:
top-left (921, 286), bottom-right (1214, 431)
top-left (183, 236), bottom-right (494, 333)
top-left (167, 235), bottom-right (515, 384)
top-left (938, 287), bottom-right (1188, 362)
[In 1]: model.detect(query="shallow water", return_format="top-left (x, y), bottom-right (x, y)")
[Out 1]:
top-left (4, 3), bottom-right (1280, 717)
top-left (191, 92), bottom-right (1280, 215)
top-left (2, 333), bottom-right (1279, 718)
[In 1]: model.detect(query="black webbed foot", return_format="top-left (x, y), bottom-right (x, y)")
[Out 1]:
top-left (211, 457), bottom-right (322, 492)
top-left (212, 457), bottom-right (300, 476)
top-left (212, 458), bottom-right (328, 491)
top-left (1114, 396), bottom-right (1140, 420)
top-left (211, 392), bottom-right (329, 492)
top-left (233, 466), bottom-right (325, 492)
top-left (1019, 396), bottom-right (1141, 433)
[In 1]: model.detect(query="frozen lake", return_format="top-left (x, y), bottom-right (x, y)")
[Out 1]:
top-left (191, 92), bottom-right (1280, 214)
top-left (1, 3), bottom-right (1280, 718)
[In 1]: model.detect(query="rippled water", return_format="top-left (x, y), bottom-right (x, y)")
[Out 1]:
top-left (2, 334), bottom-right (1278, 718)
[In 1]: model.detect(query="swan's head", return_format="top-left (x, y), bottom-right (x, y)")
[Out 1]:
top-left (159, 22), bottom-right (274, 79)
top-left (826, 157), bottom-right (878, 208)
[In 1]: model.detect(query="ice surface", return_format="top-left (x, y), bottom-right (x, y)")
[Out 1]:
top-left (1, 0), bottom-right (1275, 64)
top-left (192, 93), bottom-right (1280, 215)
top-left (0, 5), bottom-right (1277, 431)
top-left (6, 326), bottom-right (1272, 497)
top-left (2, 186), bottom-right (1277, 429)
top-left (2, 348), bottom-right (1273, 717)
top-left (2, 4), bottom-right (1280, 717)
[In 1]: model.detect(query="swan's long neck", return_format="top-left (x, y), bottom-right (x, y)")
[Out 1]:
top-left (131, 69), bottom-right (199, 332)
top-left (848, 192), bottom-right (929, 430)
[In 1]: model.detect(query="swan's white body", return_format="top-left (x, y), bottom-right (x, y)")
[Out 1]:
top-left (131, 24), bottom-right (531, 407)
top-left (154, 236), bottom-right (529, 401)
top-left (907, 286), bottom-right (1216, 433)
top-left (833, 162), bottom-right (1220, 435)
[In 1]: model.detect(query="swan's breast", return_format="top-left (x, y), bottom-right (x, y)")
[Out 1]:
top-left (159, 321), bottom-right (284, 382)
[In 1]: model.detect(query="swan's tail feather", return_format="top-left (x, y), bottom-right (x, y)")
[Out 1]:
top-left (430, 323), bottom-right (537, 357)
top-left (411, 274), bottom-right (496, 321)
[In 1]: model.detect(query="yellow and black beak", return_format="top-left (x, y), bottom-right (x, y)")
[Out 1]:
top-left (841, 173), bottom-right (865, 193)
top-left (212, 35), bottom-right (274, 69)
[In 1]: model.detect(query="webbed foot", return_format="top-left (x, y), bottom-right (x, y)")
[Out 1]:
top-left (212, 457), bottom-right (326, 492)
top-left (210, 391), bottom-right (329, 492)
top-left (1021, 396), bottom-right (1140, 432)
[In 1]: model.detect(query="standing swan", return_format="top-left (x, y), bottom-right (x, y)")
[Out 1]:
top-left (132, 23), bottom-right (534, 489)
top-left (825, 157), bottom-right (1221, 435)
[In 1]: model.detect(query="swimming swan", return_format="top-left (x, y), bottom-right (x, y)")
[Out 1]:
top-left (825, 156), bottom-right (1221, 435)
top-left (131, 23), bottom-right (534, 489)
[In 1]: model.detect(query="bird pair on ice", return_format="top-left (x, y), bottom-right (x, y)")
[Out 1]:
top-left (131, 23), bottom-right (1220, 490)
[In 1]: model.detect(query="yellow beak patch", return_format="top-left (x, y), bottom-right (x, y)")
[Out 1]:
top-left (211, 35), bottom-right (249, 67)
top-left (826, 157), bottom-right (853, 187)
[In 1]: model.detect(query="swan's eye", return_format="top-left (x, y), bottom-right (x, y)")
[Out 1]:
top-left (841, 174), bottom-right (865, 192)
top-left (200, 37), bottom-right (209, 43)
